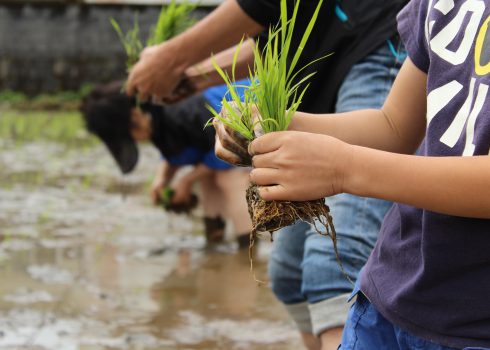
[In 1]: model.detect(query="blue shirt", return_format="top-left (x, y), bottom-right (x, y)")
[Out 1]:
top-left (165, 79), bottom-right (251, 170)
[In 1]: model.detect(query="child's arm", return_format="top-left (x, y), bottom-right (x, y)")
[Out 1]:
top-left (185, 39), bottom-right (255, 94)
top-left (171, 164), bottom-right (213, 204)
top-left (214, 59), bottom-right (426, 165)
top-left (126, 0), bottom-right (264, 100)
top-left (150, 161), bottom-right (179, 204)
top-left (289, 58), bottom-right (427, 154)
top-left (247, 59), bottom-right (490, 219)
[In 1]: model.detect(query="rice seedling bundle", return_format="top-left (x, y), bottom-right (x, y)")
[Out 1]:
top-left (111, 0), bottom-right (197, 73)
top-left (209, 0), bottom-right (338, 257)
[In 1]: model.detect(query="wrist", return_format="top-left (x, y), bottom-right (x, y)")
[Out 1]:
top-left (168, 31), bottom-right (204, 74)
top-left (288, 112), bottom-right (310, 132)
top-left (340, 144), bottom-right (363, 196)
top-left (185, 68), bottom-right (211, 93)
top-left (342, 145), bottom-right (378, 198)
top-left (179, 177), bottom-right (192, 189)
top-left (162, 38), bottom-right (191, 77)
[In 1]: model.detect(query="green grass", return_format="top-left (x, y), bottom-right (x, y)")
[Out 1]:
top-left (0, 110), bottom-right (97, 146)
top-left (209, 0), bottom-right (329, 140)
top-left (0, 90), bottom-right (27, 105)
top-left (0, 84), bottom-right (92, 110)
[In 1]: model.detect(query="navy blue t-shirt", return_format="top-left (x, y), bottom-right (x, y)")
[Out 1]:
top-left (361, 0), bottom-right (490, 348)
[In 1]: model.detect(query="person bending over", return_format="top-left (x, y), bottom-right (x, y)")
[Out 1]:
top-left (81, 81), bottom-right (252, 249)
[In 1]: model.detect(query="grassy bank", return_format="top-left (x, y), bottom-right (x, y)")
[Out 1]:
top-left (0, 85), bottom-right (91, 111)
top-left (0, 109), bottom-right (97, 146)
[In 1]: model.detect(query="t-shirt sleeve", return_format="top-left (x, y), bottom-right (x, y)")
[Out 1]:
top-left (397, 0), bottom-right (430, 73)
top-left (236, 0), bottom-right (280, 27)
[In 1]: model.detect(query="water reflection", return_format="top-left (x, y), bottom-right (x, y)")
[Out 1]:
top-left (0, 117), bottom-right (302, 349)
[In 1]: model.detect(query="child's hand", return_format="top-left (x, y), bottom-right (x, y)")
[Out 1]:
top-left (159, 75), bottom-right (197, 104)
top-left (126, 42), bottom-right (184, 101)
top-left (249, 131), bottom-right (353, 201)
top-left (171, 179), bottom-right (192, 205)
top-left (213, 119), bottom-right (252, 166)
top-left (150, 176), bottom-right (165, 205)
top-left (213, 103), bottom-right (262, 166)
top-left (150, 162), bottom-right (175, 205)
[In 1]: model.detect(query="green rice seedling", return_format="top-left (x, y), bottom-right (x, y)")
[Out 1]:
top-left (251, 2), bottom-right (331, 134)
top-left (111, 2), bottom-right (196, 73)
top-left (110, 14), bottom-right (144, 72)
top-left (209, 0), bottom-right (329, 139)
top-left (206, 39), bottom-right (256, 140)
top-left (146, 0), bottom-right (197, 46)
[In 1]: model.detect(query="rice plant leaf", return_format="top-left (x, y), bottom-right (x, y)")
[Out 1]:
top-left (288, 0), bottom-right (325, 77)
top-left (110, 15), bottom-right (143, 71)
top-left (147, 0), bottom-right (197, 46)
top-left (210, 0), bottom-right (330, 137)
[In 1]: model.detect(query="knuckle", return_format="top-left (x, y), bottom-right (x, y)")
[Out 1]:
top-left (215, 148), bottom-right (227, 161)
top-left (249, 170), bottom-right (256, 183)
top-left (220, 136), bottom-right (233, 150)
top-left (258, 187), bottom-right (268, 200)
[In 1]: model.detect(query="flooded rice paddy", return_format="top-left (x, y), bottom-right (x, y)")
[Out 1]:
top-left (0, 110), bottom-right (302, 350)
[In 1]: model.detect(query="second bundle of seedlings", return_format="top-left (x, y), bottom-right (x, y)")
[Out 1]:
top-left (111, 0), bottom-right (197, 73)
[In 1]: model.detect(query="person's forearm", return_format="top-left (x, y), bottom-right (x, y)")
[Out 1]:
top-left (290, 58), bottom-right (427, 155)
top-left (290, 109), bottom-right (424, 155)
top-left (169, 0), bottom-right (264, 74)
top-left (345, 147), bottom-right (490, 219)
top-left (180, 164), bottom-right (213, 185)
top-left (186, 38), bottom-right (256, 92)
top-left (163, 162), bottom-right (178, 183)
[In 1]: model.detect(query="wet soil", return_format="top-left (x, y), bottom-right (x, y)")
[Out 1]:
top-left (0, 120), bottom-right (302, 349)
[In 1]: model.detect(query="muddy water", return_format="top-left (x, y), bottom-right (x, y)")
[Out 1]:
top-left (0, 131), bottom-right (302, 349)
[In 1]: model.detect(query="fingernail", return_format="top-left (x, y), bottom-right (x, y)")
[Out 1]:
top-left (257, 186), bottom-right (264, 200)
top-left (248, 142), bottom-right (254, 156)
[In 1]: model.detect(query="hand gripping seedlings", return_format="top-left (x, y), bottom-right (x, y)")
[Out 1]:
top-left (209, 0), bottom-right (345, 274)
top-left (159, 187), bottom-right (199, 214)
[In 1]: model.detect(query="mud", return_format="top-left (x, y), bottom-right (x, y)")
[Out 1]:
top-left (0, 117), bottom-right (302, 350)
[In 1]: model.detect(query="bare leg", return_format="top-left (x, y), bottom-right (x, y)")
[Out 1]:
top-left (199, 172), bottom-right (224, 218)
top-left (199, 172), bottom-right (227, 243)
top-left (301, 332), bottom-right (321, 350)
top-left (215, 168), bottom-right (252, 235)
top-left (320, 327), bottom-right (343, 350)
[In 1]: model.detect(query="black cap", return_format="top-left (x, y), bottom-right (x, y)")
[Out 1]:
top-left (80, 82), bottom-right (139, 174)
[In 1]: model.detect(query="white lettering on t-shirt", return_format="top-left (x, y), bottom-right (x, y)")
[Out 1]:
top-left (440, 78), bottom-right (476, 147)
top-left (427, 80), bottom-right (463, 126)
top-left (462, 83), bottom-right (488, 155)
top-left (438, 79), bottom-right (488, 155)
top-left (430, 0), bottom-right (484, 65)
top-left (425, 0), bottom-right (489, 155)
top-left (434, 0), bottom-right (454, 15)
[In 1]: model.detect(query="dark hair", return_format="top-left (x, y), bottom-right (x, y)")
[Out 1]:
top-left (79, 81), bottom-right (139, 174)
top-left (80, 81), bottom-right (136, 139)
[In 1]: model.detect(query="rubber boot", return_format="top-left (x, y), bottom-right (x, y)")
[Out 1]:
top-left (236, 233), bottom-right (251, 250)
top-left (204, 216), bottom-right (226, 245)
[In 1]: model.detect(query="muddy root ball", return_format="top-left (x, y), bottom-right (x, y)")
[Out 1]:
top-left (245, 184), bottom-right (336, 236)
top-left (245, 184), bottom-right (348, 284)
